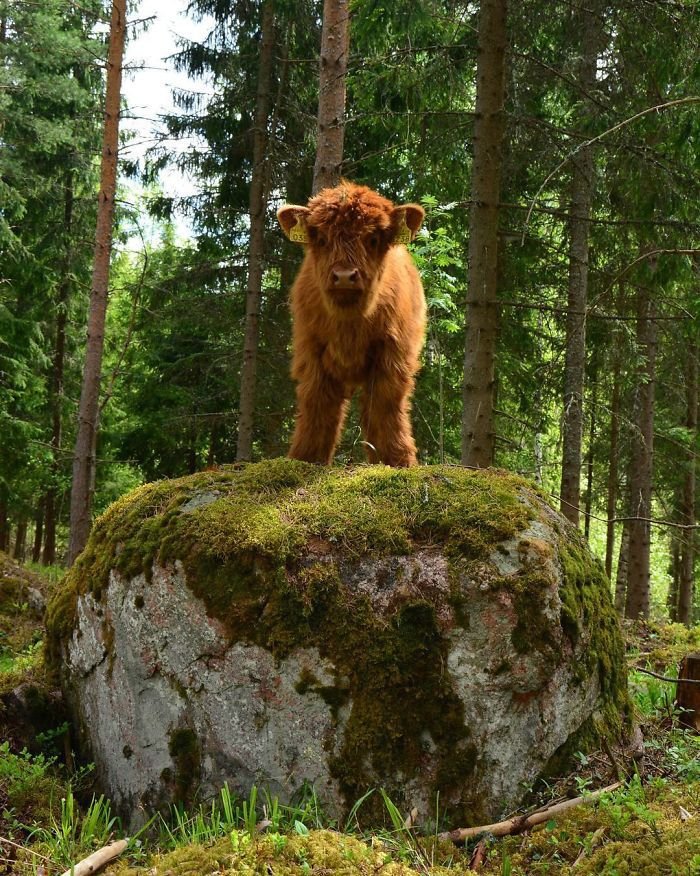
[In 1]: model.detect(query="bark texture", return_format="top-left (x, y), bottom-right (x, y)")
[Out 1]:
top-left (559, 1), bottom-right (602, 524)
top-left (614, 521), bottom-right (630, 616)
top-left (0, 497), bottom-right (9, 554)
top-left (678, 341), bottom-right (698, 625)
top-left (625, 289), bottom-right (658, 620)
top-left (605, 334), bottom-right (622, 579)
top-left (68, 0), bottom-right (126, 565)
top-left (235, 0), bottom-right (276, 462)
top-left (13, 519), bottom-right (27, 562)
top-left (45, 171), bottom-right (74, 564)
top-left (668, 535), bottom-right (680, 622)
top-left (676, 653), bottom-right (700, 733)
top-left (584, 372), bottom-right (597, 541)
top-left (32, 504), bottom-right (43, 564)
top-left (312, 0), bottom-right (350, 194)
top-left (461, 0), bottom-right (508, 468)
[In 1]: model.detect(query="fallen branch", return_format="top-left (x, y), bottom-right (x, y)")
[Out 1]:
top-left (633, 666), bottom-right (700, 685)
top-left (59, 839), bottom-right (129, 876)
top-left (441, 783), bottom-right (621, 844)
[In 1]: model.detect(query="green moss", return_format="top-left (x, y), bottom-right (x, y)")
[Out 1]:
top-left (114, 829), bottom-right (477, 876)
top-left (168, 727), bottom-right (201, 806)
top-left (295, 667), bottom-right (350, 718)
top-left (483, 779), bottom-right (700, 875)
top-left (509, 569), bottom-right (560, 660)
top-left (557, 529), bottom-right (631, 741)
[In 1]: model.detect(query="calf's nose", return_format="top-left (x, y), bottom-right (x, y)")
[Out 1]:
top-left (331, 267), bottom-right (361, 288)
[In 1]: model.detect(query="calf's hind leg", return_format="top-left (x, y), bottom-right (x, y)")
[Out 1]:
top-left (289, 372), bottom-right (348, 465)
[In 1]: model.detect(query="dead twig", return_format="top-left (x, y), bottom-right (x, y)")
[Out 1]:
top-left (0, 836), bottom-right (56, 866)
top-left (59, 839), bottom-right (129, 876)
top-left (633, 666), bottom-right (700, 685)
top-left (441, 783), bottom-right (621, 844)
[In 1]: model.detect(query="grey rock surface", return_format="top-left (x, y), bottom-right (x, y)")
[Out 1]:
top-left (60, 482), bottom-right (621, 829)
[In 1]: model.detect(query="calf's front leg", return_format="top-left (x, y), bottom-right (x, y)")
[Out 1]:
top-left (289, 368), bottom-right (348, 465)
top-left (361, 371), bottom-right (418, 467)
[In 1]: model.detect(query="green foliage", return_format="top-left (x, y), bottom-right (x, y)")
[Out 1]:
top-left (411, 200), bottom-right (466, 462)
top-left (0, 742), bottom-right (63, 827)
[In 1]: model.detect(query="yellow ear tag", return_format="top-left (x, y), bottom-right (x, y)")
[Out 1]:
top-left (395, 214), bottom-right (413, 245)
top-left (288, 217), bottom-right (309, 244)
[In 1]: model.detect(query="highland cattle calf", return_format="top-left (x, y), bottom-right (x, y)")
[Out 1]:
top-left (277, 181), bottom-right (426, 467)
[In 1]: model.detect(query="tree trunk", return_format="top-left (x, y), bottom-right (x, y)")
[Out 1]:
top-left (678, 340), bottom-right (698, 625)
top-left (312, 0), bottom-right (350, 193)
top-left (0, 494), bottom-right (9, 554)
top-left (235, 0), bottom-right (275, 462)
top-left (45, 170), bottom-right (74, 565)
top-left (676, 653), bottom-right (700, 733)
top-left (668, 533), bottom-right (680, 622)
top-left (461, 0), bottom-right (508, 468)
top-left (614, 520), bottom-right (630, 616)
top-left (559, 1), bottom-right (602, 525)
top-left (625, 289), bottom-right (658, 620)
top-left (605, 338), bottom-right (622, 579)
top-left (584, 371), bottom-right (597, 541)
top-left (32, 502), bottom-right (44, 564)
top-left (13, 519), bottom-right (27, 563)
top-left (68, 0), bottom-right (126, 566)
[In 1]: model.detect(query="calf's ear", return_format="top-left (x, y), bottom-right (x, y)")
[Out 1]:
top-left (391, 204), bottom-right (425, 244)
top-left (277, 205), bottom-right (310, 243)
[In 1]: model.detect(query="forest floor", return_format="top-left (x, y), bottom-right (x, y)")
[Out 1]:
top-left (0, 552), bottom-right (699, 875)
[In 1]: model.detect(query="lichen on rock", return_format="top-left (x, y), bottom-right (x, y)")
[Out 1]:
top-left (46, 460), bottom-right (630, 827)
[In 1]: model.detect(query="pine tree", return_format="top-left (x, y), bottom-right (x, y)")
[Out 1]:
top-left (461, 0), bottom-right (508, 468)
top-left (236, 0), bottom-right (276, 462)
top-left (312, 0), bottom-right (350, 193)
top-left (69, 0), bottom-right (127, 564)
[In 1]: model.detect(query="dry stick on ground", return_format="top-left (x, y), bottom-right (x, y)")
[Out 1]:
top-left (441, 783), bottom-right (621, 844)
top-left (59, 839), bottom-right (128, 876)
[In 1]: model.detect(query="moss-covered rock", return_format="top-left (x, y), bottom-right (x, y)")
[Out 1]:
top-left (47, 461), bottom-right (629, 829)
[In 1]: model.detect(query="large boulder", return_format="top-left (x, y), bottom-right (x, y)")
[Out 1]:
top-left (47, 461), bottom-right (629, 827)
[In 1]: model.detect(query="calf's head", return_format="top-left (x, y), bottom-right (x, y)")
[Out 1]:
top-left (278, 182), bottom-right (424, 314)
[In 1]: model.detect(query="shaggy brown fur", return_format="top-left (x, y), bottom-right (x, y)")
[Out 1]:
top-left (277, 182), bottom-right (426, 467)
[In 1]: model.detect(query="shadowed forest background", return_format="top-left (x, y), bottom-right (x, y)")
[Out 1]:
top-left (1, 0), bottom-right (699, 622)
